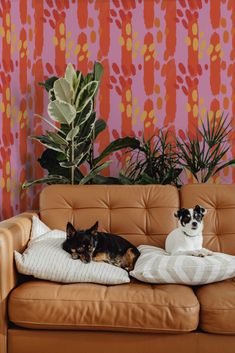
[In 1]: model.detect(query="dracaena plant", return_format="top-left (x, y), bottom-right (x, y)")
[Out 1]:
top-left (22, 62), bottom-right (139, 188)
top-left (120, 130), bottom-right (183, 187)
top-left (177, 112), bottom-right (235, 183)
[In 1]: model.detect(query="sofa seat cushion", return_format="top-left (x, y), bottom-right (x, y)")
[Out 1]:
top-left (196, 278), bottom-right (235, 334)
top-left (8, 280), bottom-right (199, 333)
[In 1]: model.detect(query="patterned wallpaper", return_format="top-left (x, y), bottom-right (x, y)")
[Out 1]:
top-left (0, 0), bottom-right (235, 219)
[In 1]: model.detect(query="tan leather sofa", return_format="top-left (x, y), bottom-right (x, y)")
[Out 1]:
top-left (1, 184), bottom-right (235, 353)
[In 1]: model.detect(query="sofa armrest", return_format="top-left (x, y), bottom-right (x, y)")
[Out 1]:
top-left (0, 211), bottom-right (38, 353)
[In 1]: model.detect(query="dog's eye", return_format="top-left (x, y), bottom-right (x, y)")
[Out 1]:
top-left (195, 214), bottom-right (202, 221)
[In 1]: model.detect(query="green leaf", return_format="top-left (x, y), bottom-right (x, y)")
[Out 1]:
top-left (30, 135), bottom-right (65, 153)
top-left (75, 150), bottom-right (90, 166)
top-left (53, 78), bottom-right (74, 103)
top-left (94, 119), bottom-right (106, 139)
top-left (73, 70), bottom-right (84, 104)
top-left (77, 99), bottom-right (93, 126)
top-left (94, 62), bottom-right (104, 82)
top-left (59, 152), bottom-right (91, 169)
top-left (38, 76), bottom-right (58, 92)
top-left (94, 137), bottom-right (140, 165)
top-left (66, 126), bottom-right (80, 141)
top-left (139, 173), bottom-right (159, 185)
top-left (75, 71), bottom-right (83, 90)
top-left (79, 161), bottom-right (111, 184)
top-left (22, 175), bottom-right (70, 189)
top-left (49, 89), bottom-right (56, 101)
top-left (65, 63), bottom-right (77, 90)
top-left (48, 100), bottom-right (76, 125)
top-left (75, 81), bottom-right (99, 113)
top-left (83, 73), bottom-right (94, 86)
top-left (118, 173), bottom-right (134, 185)
top-left (91, 175), bottom-right (122, 184)
top-left (47, 131), bottom-right (68, 146)
top-left (59, 161), bottom-right (76, 168)
top-left (213, 160), bottom-right (235, 177)
top-left (77, 112), bottom-right (96, 144)
top-left (38, 149), bottom-right (83, 183)
top-left (34, 114), bottom-right (65, 135)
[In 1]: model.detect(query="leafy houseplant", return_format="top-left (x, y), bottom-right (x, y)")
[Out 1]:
top-left (120, 130), bottom-right (183, 187)
top-left (119, 112), bottom-right (235, 186)
top-left (23, 62), bottom-right (139, 188)
top-left (177, 112), bottom-right (235, 183)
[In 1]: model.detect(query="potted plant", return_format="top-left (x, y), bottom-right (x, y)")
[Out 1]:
top-left (23, 62), bottom-right (139, 188)
top-left (120, 112), bottom-right (235, 186)
top-left (177, 112), bottom-right (235, 183)
top-left (119, 130), bottom-right (182, 187)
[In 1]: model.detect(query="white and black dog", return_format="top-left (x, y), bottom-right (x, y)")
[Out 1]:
top-left (165, 205), bottom-right (213, 257)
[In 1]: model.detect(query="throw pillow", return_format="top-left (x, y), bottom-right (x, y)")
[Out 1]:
top-left (14, 216), bottom-right (130, 285)
top-left (130, 245), bottom-right (235, 285)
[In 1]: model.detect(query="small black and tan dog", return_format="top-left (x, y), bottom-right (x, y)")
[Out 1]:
top-left (62, 221), bottom-right (140, 271)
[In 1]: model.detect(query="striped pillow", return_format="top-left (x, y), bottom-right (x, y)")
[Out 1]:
top-left (130, 245), bottom-right (235, 285)
top-left (14, 216), bottom-right (130, 285)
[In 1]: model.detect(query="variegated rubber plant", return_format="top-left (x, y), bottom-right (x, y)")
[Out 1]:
top-left (22, 62), bottom-right (139, 188)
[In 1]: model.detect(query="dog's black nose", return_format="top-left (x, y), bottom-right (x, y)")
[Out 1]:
top-left (192, 222), bottom-right (197, 227)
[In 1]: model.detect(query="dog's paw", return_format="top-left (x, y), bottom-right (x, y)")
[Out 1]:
top-left (192, 249), bottom-right (213, 257)
top-left (192, 250), bottom-right (206, 257)
top-left (201, 248), bottom-right (213, 256)
top-left (197, 252), bottom-right (206, 257)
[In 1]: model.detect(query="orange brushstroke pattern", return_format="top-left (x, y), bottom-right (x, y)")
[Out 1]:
top-left (163, 1), bottom-right (176, 128)
top-left (95, 0), bottom-right (110, 176)
top-left (144, 32), bottom-right (154, 96)
top-left (120, 11), bottom-right (132, 138)
top-left (77, 0), bottom-right (88, 29)
top-left (187, 16), bottom-right (199, 137)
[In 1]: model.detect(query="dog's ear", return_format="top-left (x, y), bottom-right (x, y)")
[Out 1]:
top-left (89, 221), bottom-right (99, 236)
top-left (174, 209), bottom-right (184, 219)
top-left (194, 204), bottom-right (207, 216)
top-left (66, 222), bottom-right (76, 239)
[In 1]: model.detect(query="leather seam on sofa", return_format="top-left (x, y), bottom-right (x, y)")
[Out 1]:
top-left (201, 308), bottom-right (235, 311)
top-left (9, 296), bottom-right (200, 309)
top-left (8, 321), bottom-right (197, 332)
top-left (41, 206), bottom-right (178, 208)
top-left (199, 328), bottom-right (235, 335)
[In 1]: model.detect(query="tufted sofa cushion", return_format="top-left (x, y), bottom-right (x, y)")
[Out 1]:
top-left (39, 185), bottom-right (179, 248)
top-left (8, 280), bottom-right (199, 332)
top-left (195, 278), bottom-right (235, 334)
top-left (180, 184), bottom-right (235, 255)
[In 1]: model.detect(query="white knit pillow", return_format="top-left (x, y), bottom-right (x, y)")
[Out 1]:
top-left (130, 245), bottom-right (235, 285)
top-left (14, 216), bottom-right (130, 285)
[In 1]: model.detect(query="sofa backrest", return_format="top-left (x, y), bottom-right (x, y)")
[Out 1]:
top-left (39, 185), bottom-right (179, 247)
top-left (180, 184), bottom-right (235, 255)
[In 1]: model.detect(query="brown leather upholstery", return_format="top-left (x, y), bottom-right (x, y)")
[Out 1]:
top-left (8, 280), bottom-right (199, 332)
top-left (196, 278), bottom-right (235, 334)
top-left (180, 184), bottom-right (235, 255)
top-left (39, 185), bottom-right (179, 248)
top-left (0, 211), bottom-right (37, 353)
top-left (8, 330), bottom-right (235, 353)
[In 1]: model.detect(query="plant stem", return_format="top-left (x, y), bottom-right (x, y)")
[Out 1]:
top-left (71, 120), bottom-right (75, 185)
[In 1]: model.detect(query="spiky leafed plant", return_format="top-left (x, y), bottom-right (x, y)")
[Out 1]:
top-left (177, 112), bottom-right (235, 183)
top-left (120, 130), bottom-right (183, 186)
top-left (22, 62), bottom-right (139, 188)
